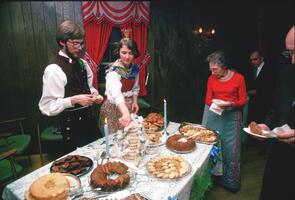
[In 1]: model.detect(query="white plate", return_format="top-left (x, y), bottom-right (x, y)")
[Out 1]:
top-left (212, 99), bottom-right (231, 107)
top-left (243, 127), bottom-right (276, 138)
top-left (62, 173), bottom-right (82, 196)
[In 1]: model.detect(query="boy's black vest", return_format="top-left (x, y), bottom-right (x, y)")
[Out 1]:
top-left (49, 55), bottom-right (91, 98)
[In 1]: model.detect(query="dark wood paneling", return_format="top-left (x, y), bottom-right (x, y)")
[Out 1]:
top-left (55, 1), bottom-right (64, 25)
top-left (63, 1), bottom-right (74, 21)
top-left (73, 1), bottom-right (83, 24)
top-left (8, 2), bottom-right (27, 116)
top-left (0, 2), bottom-right (18, 118)
top-left (21, 2), bottom-right (39, 116)
top-left (43, 1), bottom-right (58, 61)
top-left (147, 3), bottom-right (207, 123)
top-left (0, 1), bottom-right (83, 152)
top-left (0, 1), bottom-right (83, 122)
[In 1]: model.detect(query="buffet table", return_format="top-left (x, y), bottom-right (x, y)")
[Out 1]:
top-left (2, 122), bottom-right (213, 200)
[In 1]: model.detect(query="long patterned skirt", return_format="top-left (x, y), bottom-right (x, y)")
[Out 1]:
top-left (99, 97), bottom-right (133, 135)
top-left (203, 106), bottom-right (243, 191)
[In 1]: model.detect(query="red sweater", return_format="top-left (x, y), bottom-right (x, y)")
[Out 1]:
top-left (205, 72), bottom-right (247, 107)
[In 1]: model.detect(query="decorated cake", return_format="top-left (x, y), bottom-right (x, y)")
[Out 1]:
top-left (90, 161), bottom-right (130, 192)
top-left (166, 134), bottom-right (196, 152)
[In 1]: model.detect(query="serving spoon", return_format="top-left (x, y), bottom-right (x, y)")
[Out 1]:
top-left (100, 151), bottom-right (106, 165)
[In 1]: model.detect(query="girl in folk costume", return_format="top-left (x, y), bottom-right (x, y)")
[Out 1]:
top-left (99, 37), bottom-right (140, 134)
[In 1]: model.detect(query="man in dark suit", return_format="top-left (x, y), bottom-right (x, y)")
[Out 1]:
top-left (258, 25), bottom-right (295, 200)
top-left (247, 50), bottom-right (276, 124)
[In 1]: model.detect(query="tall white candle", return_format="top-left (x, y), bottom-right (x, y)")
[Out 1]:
top-left (104, 118), bottom-right (110, 159)
top-left (164, 99), bottom-right (167, 133)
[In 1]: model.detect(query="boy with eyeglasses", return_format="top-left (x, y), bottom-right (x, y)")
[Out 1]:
top-left (39, 20), bottom-right (104, 153)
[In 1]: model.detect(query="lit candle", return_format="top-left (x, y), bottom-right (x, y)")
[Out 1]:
top-left (104, 118), bottom-right (110, 159)
top-left (164, 99), bottom-right (167, 133)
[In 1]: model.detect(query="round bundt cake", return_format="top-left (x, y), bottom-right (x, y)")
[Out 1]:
top-left (166, 134), bottom-right (196, 152)
top-left (90, 162), bottom-right (130, 192)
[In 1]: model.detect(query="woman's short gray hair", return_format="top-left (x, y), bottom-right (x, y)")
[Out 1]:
top-left (206, 51), bottom-right (227, 67)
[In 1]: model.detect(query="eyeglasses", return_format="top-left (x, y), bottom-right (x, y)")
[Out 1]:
top-left (250, 57), bottom-right (259, 61)
top-left (282, 49), bottom-right (295, 59)
top-left (67, 40), bottom-right (85, 49)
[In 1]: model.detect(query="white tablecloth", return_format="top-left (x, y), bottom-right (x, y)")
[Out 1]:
top-left (2, 122), bottom-right (213, 200)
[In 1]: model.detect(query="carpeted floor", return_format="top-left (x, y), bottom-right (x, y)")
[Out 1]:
top-left (204, 141), bottom-right (268, 200)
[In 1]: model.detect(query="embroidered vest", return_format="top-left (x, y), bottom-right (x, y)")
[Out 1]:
top-left (49, 55), bottom-right (91, 97)
top-left (107, 60), bottom-right (139, 93)
top-left (121, 78), bottom-right (135, 92)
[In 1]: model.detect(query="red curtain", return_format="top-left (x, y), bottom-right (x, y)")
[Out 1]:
top-left (83, 21), bottom-right (113, 89)
top-left (82, 1), bottom-right (150, 95)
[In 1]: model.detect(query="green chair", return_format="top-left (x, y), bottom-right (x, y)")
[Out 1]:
top-left (138, 97), bottom-right (151, 109)
top-left (0, 148), bottom-right (23, 187)
top-left (138, 97), bottom-right (152, 117)
top-left (37, 116), bottom-right (63, 165)
top-left (0, 117), bottom-right (32, 165)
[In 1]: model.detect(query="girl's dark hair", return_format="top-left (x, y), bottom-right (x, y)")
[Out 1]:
top-left (113, 38), bottom-right (140, 58)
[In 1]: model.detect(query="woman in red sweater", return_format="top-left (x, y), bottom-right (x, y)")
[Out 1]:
top-left (203, 51), bottom-right (246, 192)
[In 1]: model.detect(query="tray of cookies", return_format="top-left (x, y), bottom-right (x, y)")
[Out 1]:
top-left (143, 113), bottom-right (164, 131)
top-left (146, 155), bottom-right (191, 179)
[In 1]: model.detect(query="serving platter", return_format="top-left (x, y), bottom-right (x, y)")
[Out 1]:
top-left (62, 173), bottom-right (82, 196)
top-left (178, 122), bottom-right (219, 145)
top-left (146, 155), bottom-right (191, 180)
top-left (50, 155), bottom-right (93, 177)
top-left (24, 173), bottom-right (82, 200)
top-left (166, 143), bottom-right (196, 154)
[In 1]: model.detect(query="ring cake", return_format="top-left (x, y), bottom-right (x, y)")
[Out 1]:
top-left (166, 134), bottom-right (196, 152)
top-left (90, 161), bottom-right (130, 192)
